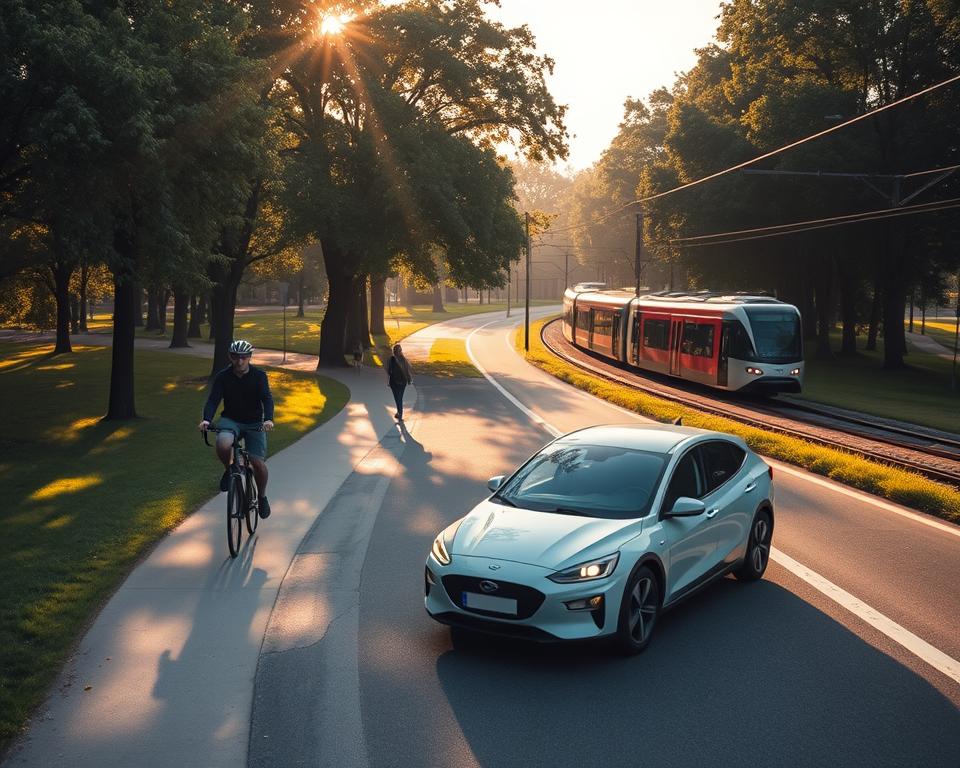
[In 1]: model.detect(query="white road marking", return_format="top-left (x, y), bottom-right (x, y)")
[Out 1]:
top-left (770, 549), bottom-right (960, 685)
top-left (467, 314), bottom-right (960, 686)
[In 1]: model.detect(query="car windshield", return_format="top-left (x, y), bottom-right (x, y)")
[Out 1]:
top-left (495, 443), bottom-right (667, 519)
top-left (743, 308), bottom-right (802, 361)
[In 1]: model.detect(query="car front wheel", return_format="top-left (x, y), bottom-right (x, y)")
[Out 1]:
top-left (615, 565), bottom-right (660, 655)
top-left (734, 508), bottom-right (772, 582)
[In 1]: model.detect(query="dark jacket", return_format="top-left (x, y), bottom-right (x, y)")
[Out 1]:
top-left (203, 365), bottom-right (274, 423)
top-left (388, 356), bottom-right (411, 387)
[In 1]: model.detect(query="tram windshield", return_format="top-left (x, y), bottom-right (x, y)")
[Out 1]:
top-left (743, 308), bottom-right (802, 361)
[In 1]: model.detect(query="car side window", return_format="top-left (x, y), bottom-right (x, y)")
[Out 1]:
top-left (662, 450), bottom-right (703, 514)
top-left (700, 441), bottom-right (746, 494)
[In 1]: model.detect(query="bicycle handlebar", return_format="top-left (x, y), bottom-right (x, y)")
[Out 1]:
top-left (201, 423), bottom-right (264, 447)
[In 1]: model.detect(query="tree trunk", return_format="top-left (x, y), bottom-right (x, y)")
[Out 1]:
top-left (297, 270), bottom-right (305, 318)
top-left (105, 269), bottom-right (137, 419)
top-left (133, 284), bottom-right (144, 327)
top-left (880, 225), bottom-right (907, 369)
top-left (370, 274), bottom-right (387, 335)
top-left (188, 294), bottom-right (203, 338)
top-left (318, 246), bottom-right (352, 367)
top-left (866, 279), bottom-right (881, 352)
top-left (52, 260), bottom-right (73, 355)
top-left (79, 258), bottom-right (89, 332)
top-left (359, 275), bottom-right (371, 347)
top-left (209, 280), bottom-right (238, 376)
top-left (146, 287), bottom-right (160, 331)
top-left (838, 258), bottom-right (858, 356)
top-left (70, 293), bottom-right (80, 334)
top-left (170, 289), bottom-right (190, 348)
top-left (813, 254), bottom-right (834, 360)
top-left (158, 289), bottom-right (170, 334)
top-left (432, 283), bottom-right (445, 313)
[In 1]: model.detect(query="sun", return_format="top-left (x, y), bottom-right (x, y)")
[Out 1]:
top-left (319, 13), bottom-right (348, 36)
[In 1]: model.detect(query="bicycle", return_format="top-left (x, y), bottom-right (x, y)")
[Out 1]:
top-left (203, 424), bottom-right (262, 557)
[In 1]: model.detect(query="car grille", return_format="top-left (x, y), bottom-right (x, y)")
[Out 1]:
top-left (441, 575), bottom-right (545, 620)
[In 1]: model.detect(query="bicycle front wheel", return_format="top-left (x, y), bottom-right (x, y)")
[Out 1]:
top-left (244, 468), bottom-right (259, 535)
top-left (226, 474), bottom-right (243, 557)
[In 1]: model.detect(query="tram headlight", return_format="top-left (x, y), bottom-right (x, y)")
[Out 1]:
top-left (790, 368), bottom-right (801, 376)
top-left (745, 367), bottom-right (764, 376)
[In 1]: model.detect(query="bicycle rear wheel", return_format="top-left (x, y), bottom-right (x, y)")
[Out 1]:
top-left (244, 467), bottom-right (259, 535)
top-left (226, 473), bottom-right (243, 557)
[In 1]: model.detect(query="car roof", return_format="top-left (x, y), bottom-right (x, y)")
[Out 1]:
top-left (555, 424), bottom-right (733, 454)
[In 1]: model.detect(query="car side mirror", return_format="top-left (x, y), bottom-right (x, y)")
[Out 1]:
top-left (665, 497), bottom-right (706, 517)
top-left (487, 475), bottom-right (505, 492)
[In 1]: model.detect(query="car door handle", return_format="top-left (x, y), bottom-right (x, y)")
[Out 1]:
top-left (744, 482), bottom-right (756, 493)
top-left (705, 508), bottom-right (719, 518)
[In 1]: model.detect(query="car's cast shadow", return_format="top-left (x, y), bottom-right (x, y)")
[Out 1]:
top-left (434, 576), bottom-right (960, 768)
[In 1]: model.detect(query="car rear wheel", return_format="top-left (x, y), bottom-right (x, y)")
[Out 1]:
top-left (615, 565), bottom-right (660, 655)
top-left (734, 509), bottom-right (772, 581)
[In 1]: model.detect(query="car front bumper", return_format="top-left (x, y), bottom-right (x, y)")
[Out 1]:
top-left (424, 553), bottom-right (627, 642)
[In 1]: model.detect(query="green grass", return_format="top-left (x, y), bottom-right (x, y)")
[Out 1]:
top-left (518, 317), bottom-right (960, 524)
top-left (801, 330), bottom-right (960, 432)
top-left (909, 318), bottom-right (960, 351)
top-left (84, 300), bottom-right (559, 359)
top-left (0, 342), bottom-right (349, 746)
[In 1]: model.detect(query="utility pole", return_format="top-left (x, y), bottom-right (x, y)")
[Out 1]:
top-left (564, 252), bottom-right (569, 291)
top-left (953, 271), bottom-right (960, 392)
top-left (506, 265), bottom-right (511, 318)
top-left (635, 207), bottom-right (644, 297)
top-left (524, 211), bottom-right (531, 351)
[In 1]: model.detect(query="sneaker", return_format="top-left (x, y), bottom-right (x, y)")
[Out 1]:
top-left (219, 469), bottom-right (230, 493)
top-left (259, 496), bottom-right (271, 519)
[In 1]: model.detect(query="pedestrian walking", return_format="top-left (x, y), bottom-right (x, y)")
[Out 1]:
top-left (387, 343), bottom-right (413, 420)
top-left (352, 342), bottom-right (363, 369)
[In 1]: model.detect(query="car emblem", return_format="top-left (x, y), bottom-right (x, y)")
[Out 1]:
top-left (479, 580), bottom-right (499, 593)
top-left (488, 564), bottom-right (501, 571)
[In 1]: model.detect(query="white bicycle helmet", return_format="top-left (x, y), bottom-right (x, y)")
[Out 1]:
top-left (229, 339), bottom-right (254, 355)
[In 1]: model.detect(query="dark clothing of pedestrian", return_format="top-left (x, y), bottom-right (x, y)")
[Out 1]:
top-left (387, 352), bottom-right (413, 420)
top-left (203, 364), bottom-right (274, 423)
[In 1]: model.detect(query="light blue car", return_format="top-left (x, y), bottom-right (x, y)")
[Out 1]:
top-left (425, 424), bottom-right (774, 653)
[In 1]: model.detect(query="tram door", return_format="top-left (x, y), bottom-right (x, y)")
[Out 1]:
top-left (669, 319), bottom-right (683, 376)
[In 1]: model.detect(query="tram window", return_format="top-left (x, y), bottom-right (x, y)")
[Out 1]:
top-left (727, 320), bottom-right (756, 359)
top-left (593, 310), bottom-right (614, 336)
top-left (642, 319), bottom-right (669, 350)
top-left (681, 322), bottom-right (715, 357)
top-left (564, 302), bottom-right (574, 328)
top-left (744, 308), bottom-right (802, 360)
top-left (576, 308), bottom-right (591, 331)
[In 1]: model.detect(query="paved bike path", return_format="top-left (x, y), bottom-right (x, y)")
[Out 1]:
top-left (3, 341), bottom-right (411, 767)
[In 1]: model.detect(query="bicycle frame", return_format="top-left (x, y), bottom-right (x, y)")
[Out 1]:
top-left (202, 423), bottom-right (264, 556)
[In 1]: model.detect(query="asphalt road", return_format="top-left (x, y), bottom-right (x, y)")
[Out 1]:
top-left (252, 310), bottom-right (960, 768)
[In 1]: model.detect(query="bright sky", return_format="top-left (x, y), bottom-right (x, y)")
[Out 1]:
top-left (484, 0), bottom-right (725, 172)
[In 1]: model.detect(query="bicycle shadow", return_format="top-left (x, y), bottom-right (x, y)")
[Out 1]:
top-left (149, 535), bottom-right (268, 754)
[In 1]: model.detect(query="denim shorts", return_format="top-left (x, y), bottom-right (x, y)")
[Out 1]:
top-left (216, 416), bottom-right (267, 459)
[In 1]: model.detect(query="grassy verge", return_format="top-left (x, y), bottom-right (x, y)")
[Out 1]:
top-left (518, 318), bottom-right (960, 524)
top-left (801, 330), bottom-right (960, 432)
top-left (0, 341), bottom-right (349, 745)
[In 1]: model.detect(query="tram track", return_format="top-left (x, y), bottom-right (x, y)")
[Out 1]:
top-left (540, 319), bottom-right (960, 488)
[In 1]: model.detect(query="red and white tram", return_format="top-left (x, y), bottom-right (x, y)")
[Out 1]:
top-left (562, 286), bottom-right (804, 393)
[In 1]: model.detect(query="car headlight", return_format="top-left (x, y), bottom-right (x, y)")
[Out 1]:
top-left (548, 552), bottom-right (620, 583)
top-left (430, 520), bottom-right (462, 566)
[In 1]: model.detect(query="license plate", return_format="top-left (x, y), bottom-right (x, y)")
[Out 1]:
top-left (462, 591), bottom-right (518, 615)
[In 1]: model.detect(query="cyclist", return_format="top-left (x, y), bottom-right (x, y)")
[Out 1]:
top-left (198, 339), bottom-right (275, 518)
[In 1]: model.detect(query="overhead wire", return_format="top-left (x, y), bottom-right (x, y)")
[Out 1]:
top-left (671, 197), bottom-right (960, 249)
top-left (541, 73), bottom-right (960, 237)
